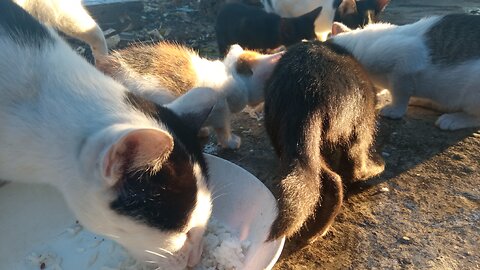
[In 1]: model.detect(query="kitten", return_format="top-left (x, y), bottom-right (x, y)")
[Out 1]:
top-left (264, 40), bottom-right (384, 242)
top-left (98, 42), bottom-right (283, 149)
top-left (0, 1), bottom-right (215, 269)
top-left (262, 0), bottom-right (391, 37)
top-left (14, 0), bottom-right (108, 61)
top-left (215, 3), bottom-right (324, 55)
top-left (331, 14), bottom-right (480, 130)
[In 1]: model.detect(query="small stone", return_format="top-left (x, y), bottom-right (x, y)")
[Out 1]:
top-left (380, 187), bottom-right (389, 192)
top-left (147, 29), bottom-right (163, 40)
top-left (399, 236), bottom-right (412, 244)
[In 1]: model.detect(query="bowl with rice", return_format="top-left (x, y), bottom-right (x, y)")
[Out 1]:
top-left (0, 154), bottom-right (285, 270)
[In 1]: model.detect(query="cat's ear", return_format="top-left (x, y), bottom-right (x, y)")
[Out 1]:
top-left (301, 6), bottom-right (323, 23)
top-left (165, 87), bottom-right (217, 132)
top-left (331, 22), bottom-right (352, 35)
top-left (103, 129), bottom-right (174, 187)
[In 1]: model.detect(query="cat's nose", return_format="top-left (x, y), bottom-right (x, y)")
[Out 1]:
top-left (186, 226), bottom-right (205, 267)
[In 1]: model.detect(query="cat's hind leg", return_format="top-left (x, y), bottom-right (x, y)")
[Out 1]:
top-left (338, 128), bottom-right (385, 182)
top-left (435, 112), bottom-right (480, 130)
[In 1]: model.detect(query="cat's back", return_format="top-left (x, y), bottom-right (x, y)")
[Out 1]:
top-left (425, 14), bottom-right (480, 66)
top-left (265, 40), bottom-right (377, 145)
top-left (266, 41), bottom-right (374, 104)
top-left (110, 42), bottom-right (198, 96)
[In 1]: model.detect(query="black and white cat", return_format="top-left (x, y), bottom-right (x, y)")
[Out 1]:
top-left (216, 3), bottom-right (324, 55)
top-left (262, 0), bottom-right (391, 37)
top-left (331, 14), bottom-right (480, 130)
top-left (13, 0), bottom-right (108, 61)
top-left (0, 1), bottom-right (214, 269)
top-left (264, 40), bottom-right (384, 242)
top-left (98, 42), bottom-right (283, 149)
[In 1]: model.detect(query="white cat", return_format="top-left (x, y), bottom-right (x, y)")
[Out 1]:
top-left (14, 0), bottom-right (108, 60)
top-left (98, 43), bottom-right (283, 149)
top-left (0, 2), bottom-right (215, 269)
top-left (262, 0), bottom-right (391, 40)
top-left (331, 14), bottom-right (480, 130)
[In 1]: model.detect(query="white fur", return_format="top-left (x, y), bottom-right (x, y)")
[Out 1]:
top-left (14, 0), bottom-right (108, 60)
top-left (331, 17), bottom-right (480, 130)
top-left (262, 0), bottom-right (337, 41)
top-left (0, 26), bottom-right (211, 269)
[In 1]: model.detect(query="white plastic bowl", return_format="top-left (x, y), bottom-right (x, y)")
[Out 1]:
top-left (0, 154), bottom-right (285, 270)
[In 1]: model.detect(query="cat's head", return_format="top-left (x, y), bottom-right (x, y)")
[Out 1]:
top-left (280, 6), bottom-right (324, 45)
top-left (74, 88), bottom-right (217, 269)
top-left (335, 0), bottom-right (390, 29)
top-left (223, 44), bottom-right (284, 107)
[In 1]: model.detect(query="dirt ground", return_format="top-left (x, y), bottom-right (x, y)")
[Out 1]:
top-left (100, 1), bottom-right (480, 269)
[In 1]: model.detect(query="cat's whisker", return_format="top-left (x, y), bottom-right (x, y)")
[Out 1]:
top-left (158, 247), bottom-right (174, 256)
top-left (145, 249), bottom-right (167, 259)
top-left (211, 192), bottom-right (228, 203)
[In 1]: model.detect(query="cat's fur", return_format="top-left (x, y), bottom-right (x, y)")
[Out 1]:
top-left (0, 1), bottom-right (215, 269)
top-left (331, 14), bottom-right (480, 130)
top-left (215, 3), bottom-right (324, 55)
top-left (98, 42), bottom-right (283, 149)
top-left (262, 0), bottom-right (391, 38)
top-left (264, 40), bottom-right (384, 241)
top-left (14, 0), bottom-right (108, 61)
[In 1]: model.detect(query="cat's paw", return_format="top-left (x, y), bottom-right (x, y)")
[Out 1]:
top-left (219, 134), bottom-right (241, 149)
top-left (198, 127), bottom-right (211, 138)
top-left (354, 153), bottom-right (386, 180)
top-left (380, 105), bottom-right (407, 119)
top-left (435, 113), bottom-right (480, 131)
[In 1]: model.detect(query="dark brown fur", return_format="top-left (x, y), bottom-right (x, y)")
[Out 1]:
top-left (264, 40), bottom-right (384, 242)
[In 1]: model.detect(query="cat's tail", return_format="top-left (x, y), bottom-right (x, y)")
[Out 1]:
top-left (267, 162), bottom-right (343, 242)
top-left (267, 163), bottom-right (321, 241)
top-left (266, 109), bottom-right (344, 241)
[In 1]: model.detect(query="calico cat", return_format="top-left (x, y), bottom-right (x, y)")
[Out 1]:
top-left (98, 42), bottom-right (283, 149)
top-left (14, 0), bottom-right (108, 61)
top-left (264, 40), bottom-right (384, 242)
top-left (215, 3), bottom-right (324, 55)
top-left (331, 14), bottom-right (480, 130)
top-left (0, 1), bottom-right (215, 269)
top-left (262, 0), bottom-right (391, 33)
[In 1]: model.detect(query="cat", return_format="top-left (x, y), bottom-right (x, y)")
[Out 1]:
top-left (264, 40), bottom-right (385, 242)
top-left (0, 1), bottom-right (215, 269)
top-left (215, 3), bottom-right (324, 56)
top-left (13, 0), bottom-right (108, 61)
top-left (97, 42), bottom-right (283, 149)
top-left (262, 0), bottom-right (391, 35)
top-left (331, 14), bottom-right (480, 130)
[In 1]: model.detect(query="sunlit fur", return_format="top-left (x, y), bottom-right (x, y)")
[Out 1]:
top-left (331, 15), bottom-right (480, 130)
top-left (99, 43), bottom-right (283, 149)
top-left (14, 0), bottom-right (108, 60)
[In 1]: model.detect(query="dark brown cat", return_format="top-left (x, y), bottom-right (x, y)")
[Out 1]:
top-left (264, 40), bottom-right (385, 242)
